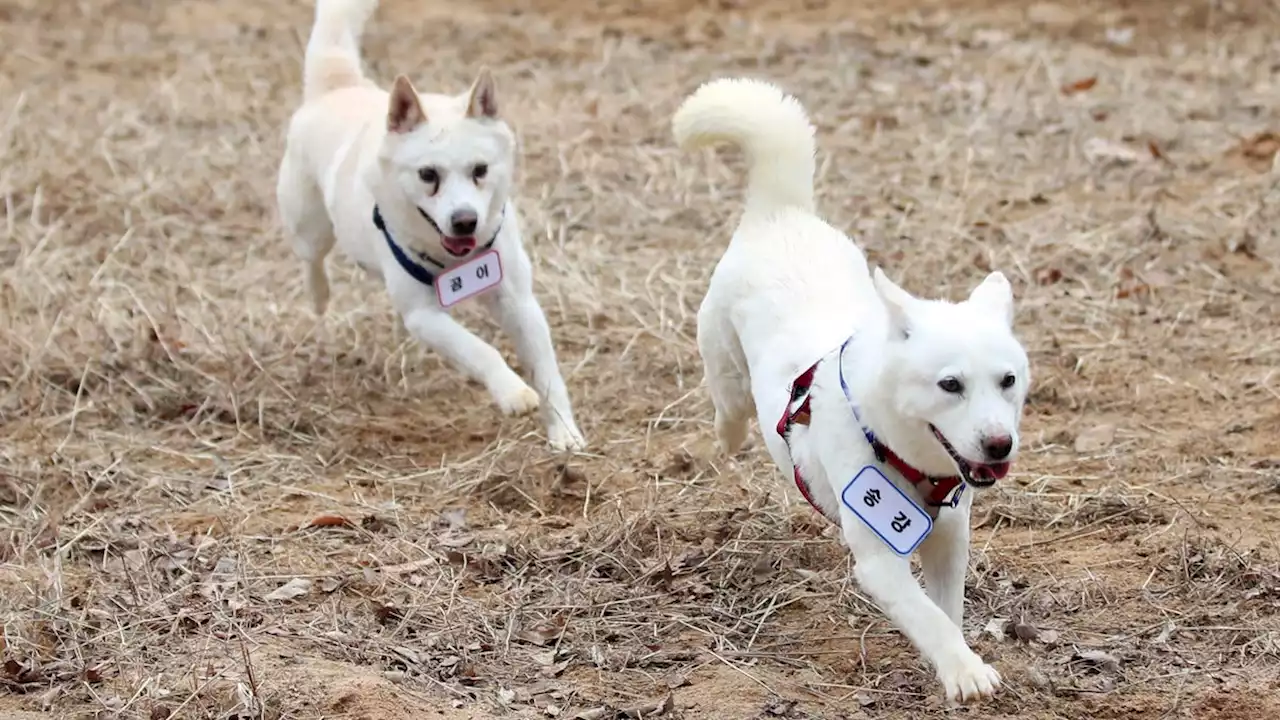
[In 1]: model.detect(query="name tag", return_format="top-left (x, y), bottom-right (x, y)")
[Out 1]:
top-left (841, 466), bottom-right (932, 556)
top-left (435, 250), bottom-right (504, 308)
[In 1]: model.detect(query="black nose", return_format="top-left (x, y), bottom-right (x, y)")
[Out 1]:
top-left (450, 209), bottom-right (478, 236)
top-left (983, 435), bottom-right (1013, 461)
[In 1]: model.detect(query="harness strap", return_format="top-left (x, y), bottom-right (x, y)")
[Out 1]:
top-left (373, 205), bottom-right (502, 287)
top-left (776, 361), bottom-right (840, 524)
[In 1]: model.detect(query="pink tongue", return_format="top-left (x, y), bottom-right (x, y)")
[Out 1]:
top-left (444, 237), bottom-right (475, 255)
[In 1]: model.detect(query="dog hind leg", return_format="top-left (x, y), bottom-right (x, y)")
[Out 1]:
top-left (277, 155), bottom-right (336, 316)
top-left (697, 312), bottom-right (753, 455)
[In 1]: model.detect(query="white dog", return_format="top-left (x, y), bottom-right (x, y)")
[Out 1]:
top-left (673, 78), bottom-right (1031, 702)
top-left (276, 0), bottom-right (585, 451)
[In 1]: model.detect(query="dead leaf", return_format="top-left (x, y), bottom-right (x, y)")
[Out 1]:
top-left (983, 617), bottom-right (1011, 642)
top-left (572, 709), bottom-right (610, 720)
top-left (516, 618), bottom-right (567, 646)
top-left (1034, 266), bottom-right (1064, 285)
top-left (1083, 137), bottom-right (1140, 166)
top-left (392, 646), bottom-right (421, 665)
top-left (83, 666), bottom-right (103, 683)
top-left (1074, 424), bottom-right (1116, 453)
top-left (647, 560), bottom-right (675, 590)
top-left (1076, 649), bottom-right (1122, 673)
top-left (1061, 76), bottom-right (1097, 95)
top-left (1147, 140), bottom-right (1166, 161)
top-left (1012, 621), bottom-right (1041, 642)
top-left (263, 577), bottom-right (311, 601)
top-left (540, 660), bottom-right (571, 678)
top-left (1241, 131), bottom-right (1279, 163)
top-left (663, 671), bottom-right (691, 689)
top-left (318, 577), bottom-right (343, 594)
top-left (306, 515), bottom-right (353, 529)
top-left (361, 515), bottom-right (393, 533)
top-left (437, 533), bottom-right (475, 548)
top-left (374, 604), bottom-right (402, 625)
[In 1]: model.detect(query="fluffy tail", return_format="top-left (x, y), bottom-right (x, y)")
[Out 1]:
top-left (303, 0), bottom-right (378, 102)
top-left (672, 77), bottom-right (816, 214)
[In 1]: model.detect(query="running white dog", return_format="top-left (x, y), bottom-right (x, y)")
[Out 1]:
top-left (276, 0), bottom-right (585, 451)
top-left (673, 78), bottom-right (1030, 702)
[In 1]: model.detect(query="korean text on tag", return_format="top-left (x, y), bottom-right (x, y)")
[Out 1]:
top-left (436, 250), bottom-right (504, 308)
top-left (840, 466), bottom-right (932, 556)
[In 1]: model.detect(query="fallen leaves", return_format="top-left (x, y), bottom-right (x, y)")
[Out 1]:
top-left (306, 514), bottom-right (354, 529)
top-left (1083, 137), bottom-right (1141, 166)
top-left (516, 617), bottom-right (567, 647)
top-left (1239, 131), bottom-right (1279, 169)
top-left (1074, 649), bottom-right (1123, 674)
top-left (982, 617), bottom-right (1060, 646)
top-left (262, 577), bottom-right (311, 602)
top-left (1061, 76), bottom-right (1097, 95)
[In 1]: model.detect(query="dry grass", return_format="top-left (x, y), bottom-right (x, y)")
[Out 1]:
top-left (3, 0), bottom-right (1280, 718)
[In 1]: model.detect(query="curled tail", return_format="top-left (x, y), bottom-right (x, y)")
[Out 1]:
top-left (304, 0), bottom-right (378, 102)
top-left (672, 77), bottom-right (816, 214)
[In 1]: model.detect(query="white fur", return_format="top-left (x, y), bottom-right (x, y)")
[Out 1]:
top-left (277, 0), bottom-right (584, 451)
top-left (673, 78), bottom-right (1031, 703)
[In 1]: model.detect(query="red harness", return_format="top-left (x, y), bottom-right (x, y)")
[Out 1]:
top-left (776, 360), bottom-right (966, 523)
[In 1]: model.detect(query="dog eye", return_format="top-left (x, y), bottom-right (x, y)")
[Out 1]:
top-left (937, 377), bottom-right (964, 394)
top-left (472, 164), bottom-right (488, 181)
top-left (418, 167), bottom-right (439, 185)
top-left (1000, 373), bottom-right (1016, 389)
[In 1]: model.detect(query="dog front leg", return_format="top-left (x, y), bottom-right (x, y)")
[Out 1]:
top-left (918, 505), bottom-right (971, 628)
top-left (485, 288), bottom-right (585, 452)
top-left (845, 524), bottom-right (1000, 703)
top-left (401, 306), bottom-right (539, 416)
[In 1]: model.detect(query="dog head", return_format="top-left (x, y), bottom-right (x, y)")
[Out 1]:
top-left (377, 69), bottom-right (515, 258)
top-left (872, 268), bottom-right (1030, 488)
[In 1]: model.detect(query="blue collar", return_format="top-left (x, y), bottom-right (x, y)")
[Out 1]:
top-left (372, 205), bottom-right (502, 287)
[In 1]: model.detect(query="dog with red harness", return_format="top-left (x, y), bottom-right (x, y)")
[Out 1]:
top-left (673, 78), bottom-right (1031, 704)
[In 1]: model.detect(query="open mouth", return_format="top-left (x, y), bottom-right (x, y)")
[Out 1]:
top-left (929, 425), bottom-right (1010, 488)
top-left (440, 236), bottom-right (476, 257)
top-left (416, 206), bottom-right (477, 257)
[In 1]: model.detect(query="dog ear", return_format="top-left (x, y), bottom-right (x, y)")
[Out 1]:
top-left (387, 75), bottom-right (427, 133)
top-left (873, 267), bottom-right (915, 339)
top-left (465, 67), bottom-right (499, 119)
top-left (967, 271), bottom-right (1014, 327)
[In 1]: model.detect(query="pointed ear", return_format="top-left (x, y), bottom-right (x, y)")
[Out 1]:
top-left (873, 267), bottom-right (916, 339)
top-left (465, 67), bottom-right (498, 119)
top-left (967, 271), bottom-right (1014, 328)
top-left (387, 75), bottom-right (426, 133)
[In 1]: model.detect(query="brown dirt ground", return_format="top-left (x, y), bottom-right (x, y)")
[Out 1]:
top-left (3, 0), bottom-right (1280, 718)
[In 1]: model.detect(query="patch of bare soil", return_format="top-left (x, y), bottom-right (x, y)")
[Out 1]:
top-left (2, 0), bottom-right (1279, 718)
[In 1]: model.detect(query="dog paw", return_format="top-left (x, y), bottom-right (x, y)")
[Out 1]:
top-left (547, 421), bottom-right (586, 453)
top-left (937, 651), bottom-right (1001, 704)
top-left (495, 383), bottom-right (540, 416)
